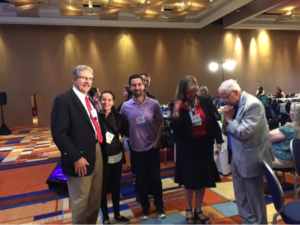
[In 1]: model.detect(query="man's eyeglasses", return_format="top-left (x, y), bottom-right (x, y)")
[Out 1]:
top-left (222, 90), bottom-right (234, 102)
top-left (77, 76), bottom-right (94, 81)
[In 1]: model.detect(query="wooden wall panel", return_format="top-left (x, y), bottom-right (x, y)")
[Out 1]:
top-left (4, 26), bottom-right (32, 126)
top-left (94, 28), bottom-right (115, 96)
top-left (15, 95), bottom-right (33, 126)
top-left (43, 26), bottom-right (70, 115)
top-left (0, 25), bottom-right (300, 127)
top-left (24, 26), bottom-right (50, 124)
top-left (36, 94), bottom-right (48, 126)
top-left (0, 26), bottom-right (14, 127)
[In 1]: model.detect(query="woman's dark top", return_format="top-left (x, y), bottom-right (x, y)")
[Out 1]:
top-left (170, 95), bottom-right (223, 148)
top-left (100, 112), bottom-right (123, 157)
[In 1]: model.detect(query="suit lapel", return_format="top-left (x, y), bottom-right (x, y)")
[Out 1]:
top-left (69, 88), bottom-right (94, 129)
top-left (235, 92), bottom-right (247, 120)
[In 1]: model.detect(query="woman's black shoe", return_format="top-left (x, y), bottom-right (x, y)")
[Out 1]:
top-left (194, 210), bottom-right (211, 224)
top-left (185, 209), bottom-right (194, 224)
top-left (114, 215), bottom-right (130, 224)
top-left (123, 166), bottom-right (132, 173)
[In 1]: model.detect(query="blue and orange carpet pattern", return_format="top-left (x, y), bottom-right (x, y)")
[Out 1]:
top-left (0, 126), bottom-right (299, 224)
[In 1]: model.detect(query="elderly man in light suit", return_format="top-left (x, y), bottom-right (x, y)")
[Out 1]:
top-left (219, 79), bottom-right (274, 224)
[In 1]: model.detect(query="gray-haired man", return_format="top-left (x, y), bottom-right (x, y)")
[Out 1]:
top-left (51, 65), bottom-right (107, 224)
top-left (219, 79), bottom-right (274, 224)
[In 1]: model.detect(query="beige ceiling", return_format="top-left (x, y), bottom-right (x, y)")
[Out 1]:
top-left (224, 0), bottom-right (300, 30)
top-left (0, 0), bottom-right (300, 30)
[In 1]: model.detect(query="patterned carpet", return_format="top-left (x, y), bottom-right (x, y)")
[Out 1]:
top-left (0, 126), bottom-right (299, 224)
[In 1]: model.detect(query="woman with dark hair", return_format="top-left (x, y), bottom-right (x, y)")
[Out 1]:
top-left (170, 75), bottom-right (223, 224)
top-left (99, 91), bottom-right (129, 224)
top-left (88, 87), bottom-right (102, 112)
top-left (117, 85), bottom-right (132, 112)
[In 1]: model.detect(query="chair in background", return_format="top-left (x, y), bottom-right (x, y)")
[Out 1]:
top-left (268, 98), bottom-right (272, 106)
top-left (285, 102), bottom-right (291, 114)
top-left (273, 165), bottom-right (298, 201)
top-left (271, 102), bottom-right (279, 116)
top-left (268, 109), bottom-right (279, 130)
top-left (271, 110), bottom-right (277, 121)
top-left (290, 139), bottom-right (300, 201)
top-left (263, 161), bottom-right (300, 224)
top-left (280, 113), bottom-right (290, 125)
top-left (265, 106), bottom-right (273, 120)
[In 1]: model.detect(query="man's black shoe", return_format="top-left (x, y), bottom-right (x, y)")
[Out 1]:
top-left (157, 206), bottom-right (166, 219)
top-left (141, 208), bottom-right (150, 220)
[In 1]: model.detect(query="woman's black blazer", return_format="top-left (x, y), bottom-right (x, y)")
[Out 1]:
top-left (170, 95), bottom-right (223, 148)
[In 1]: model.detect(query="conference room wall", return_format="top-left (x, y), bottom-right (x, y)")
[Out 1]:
top-left (0, 25), bottom-right (299, 127)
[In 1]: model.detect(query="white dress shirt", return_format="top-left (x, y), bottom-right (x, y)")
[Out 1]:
top-left (73, 86), bottom-right (99, 139)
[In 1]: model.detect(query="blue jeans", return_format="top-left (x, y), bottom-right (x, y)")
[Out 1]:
top-left (131, 148), bottom-right (163, 209)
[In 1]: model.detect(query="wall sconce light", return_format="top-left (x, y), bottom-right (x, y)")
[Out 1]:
top-left (209, 61), bottom-right (235, 81)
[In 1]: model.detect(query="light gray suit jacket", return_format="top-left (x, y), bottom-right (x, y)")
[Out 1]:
top-left (223, 92), bottom-right (274, 178)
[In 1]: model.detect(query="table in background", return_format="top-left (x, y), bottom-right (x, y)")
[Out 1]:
top-left (279, 103), bottom-right (287, 113)
top-left (214, 121), bottom-right (231, 175)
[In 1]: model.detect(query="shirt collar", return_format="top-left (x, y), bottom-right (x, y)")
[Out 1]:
top-left (73, 86), bottom-right (87, 100)
top-left (130, 94), bottom-right (148, 105)
top-left (238, 91), bottom-right (245, 108)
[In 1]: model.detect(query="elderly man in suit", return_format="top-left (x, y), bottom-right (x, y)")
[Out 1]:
top-left (218, 79), bottom-right (274, 224)
top-left (51, 65), bottom-right (107, 224)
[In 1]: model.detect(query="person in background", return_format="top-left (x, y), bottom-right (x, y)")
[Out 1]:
top-left (199, 86), bottom-right (209, 96)
top-left (89, 87), bottom-right (102, 112)
top-left (276, 87), bottom-right (285, 98)
top-left (256, 86), bottom-right (265, 97)
top-left (116, 85), bottom-right (134, 175)
top-left (170, 75), bottom-right (223, 224)
top-left (269, 103), bottom-right (300, 168)
top-left (141, 73), bottom-right (156, 100)
top-left (219, 79), bottom-right (274, 224)
top-left (199, 86), bottom-right (220, 120)
top-left (117, 85), bottom-right (132, 112)
top-left (99, 90), bottom-right (130, 224)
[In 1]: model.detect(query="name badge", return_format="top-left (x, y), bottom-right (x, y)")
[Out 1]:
top-left (91, 108), bottom-right (97, 118)
top-left (106, 132), bottom-right (115, 144)
top-left (136, 116), bottom-right (146, 127)
top-left (191, 114), bottom-right (202, 126)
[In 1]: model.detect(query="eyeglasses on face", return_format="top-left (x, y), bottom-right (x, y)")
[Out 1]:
top-left (185, 89), bottom-right (198, 95)
top-left (77, 76), bottom-right (94, 81)
top-left (222, 90), bottom-right (234, 102)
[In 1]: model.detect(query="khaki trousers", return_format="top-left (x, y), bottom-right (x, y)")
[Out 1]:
top-left (67, 143), bottom-right (103, 224)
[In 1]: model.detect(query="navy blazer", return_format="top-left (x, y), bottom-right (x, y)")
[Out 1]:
top-left (51, 88), bottom-right (108, 177)
top-left (170, 96), bottom-right (223, 148)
